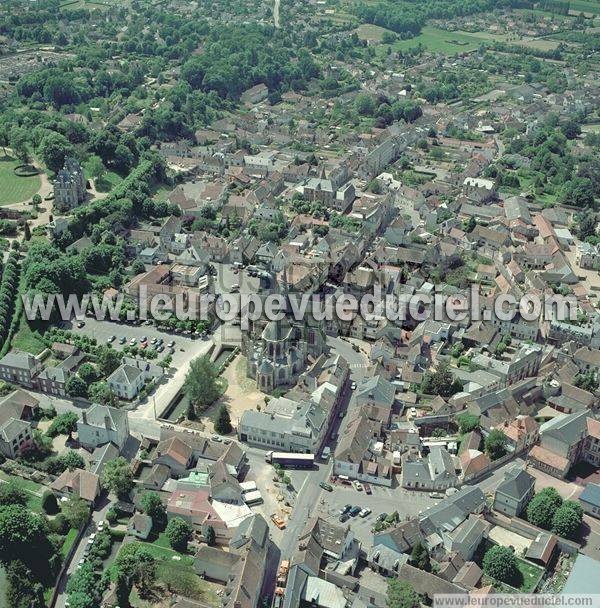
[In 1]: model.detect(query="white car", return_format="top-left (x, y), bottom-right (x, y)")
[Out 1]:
top-left (350, 381), bottom-right (357, 390)
top-left (97, 520), bottom-right (105, 531)
top-left (353, 480), bottom-right (363, 491)
top-left (359, 508), bottom-right (372, 518)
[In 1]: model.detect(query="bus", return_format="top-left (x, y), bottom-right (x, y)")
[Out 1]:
top-left (265, 451), bottom-right (315, 468)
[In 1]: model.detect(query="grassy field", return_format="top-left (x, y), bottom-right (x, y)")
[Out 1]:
top-left (0, 156), bottom-right (41, 206)
top-left (393, 26), bottom-right (482, 54)
top-left (569, 0), bottom-right (600, 14)
top-left (452, 29), bottom-right (562, 51)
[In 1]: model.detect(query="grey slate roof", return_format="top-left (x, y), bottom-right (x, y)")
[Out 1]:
top-left (495, 467), bottom-right (535, 502)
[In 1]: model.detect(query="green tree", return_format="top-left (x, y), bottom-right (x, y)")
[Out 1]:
top-left (131, 260), bottom-right (146, 275)
top-left (140, 492), bottom-right (166, 531)
top-left (484, 429), bottom-right (508, 460)
top-left (87, 155), bottom-right (105, 183)
top-left (483, 545), bottom-right (518, 584)
top-left (62, 497), bottom-right (90, 530)
top-left (410, 541), bottom-right (431, 572)
top-left (60, 450), bottom-right (85, 471)
top-left (9, 128), bottom-right (30, 164)
top-left (78, 363), bottom-right (99, 385)
top-left (41, 491), bottom-right (59, 515)
top-left (166, 517), bottom-right (193, 552)
top-left (214, 405), bottom-right (232, 435)
top-left (355, 93), bottom-right (375, 116)
top-left (0, 482), bottom-right (27, 507)
top-left (551, 501), bottom-right (583, 539)
top-left (421, 362), bottom-right (462, 398)
top-left (183, 355), bottom-right (221, 414)
top-left (102, 457), bottom-right (134, 499)
top-left (0, 505), bottom-right (58, 582)
top-left (6, 560), bottom-right (45, 608)
top-left (96, 346), bottom-right (122, 377)
top-left (66, 376), bottom-right (88, 398)
top-left (205, 525), bottom-right (216, 546)
top-left (456, 413), bottom-right (479, 434)
top-left (39, 132), bottom-right (74, 174)
top-left (387, 579), bottom-right (420, 608)
top-left (368, 178), bottom-right (382, 194)
top-left (115, 543), bottom-right (156, 600)
top-left (526, 488), bottom-right (563, 530)
top-left (47, 412), bottom-right (79, 437)
top-left (88, 381), bottom-right (115, 405)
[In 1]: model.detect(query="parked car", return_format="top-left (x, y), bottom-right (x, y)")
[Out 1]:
top-left (429, 492), bottom-right (445, 499)
top-left (119, 336), bottom-right (126, 344)
top-left (349, 506), bottom-right (361, 517)
top-left (359, 508), bottom-right (372, 518)
top-left (140, 336), bottom-right (147, 343)
top-left (129, 338), bottom-right (136, 345)
top-left (270, 514), bottom-right (286, 530)
top-left (350, 381), bottom-right (357, 390)
top-left (376, 513), bottom-right (388, 522)
top-left (363, 483), bottom-right (372, 495)
top-left (338, 513), bottom-right (350, 523)
top-left (319, 482), bottom-right (333, 492)
top-left (353, 480), bottom-right (363, 491)
top-left (107, 335), bottom-right (115, 343)
top-left (76, 321), bottom-right (85, 328)
top-left (339, 504), bottom-right (352, 515)
top-left (211, 435), bottom-right (222, 442)
top-left (168, 340), bottom-right (175, 347)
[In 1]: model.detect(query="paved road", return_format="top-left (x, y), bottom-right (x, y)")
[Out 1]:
top-left (53, 498), bottom-right (112, 608)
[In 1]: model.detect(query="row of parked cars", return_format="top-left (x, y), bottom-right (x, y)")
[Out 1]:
top-left (338, 504), bottom-right (372, 522)
top-left (76, 519), bottom-right (105, 569)
top-left (107, 334), bottom-right (177, 354)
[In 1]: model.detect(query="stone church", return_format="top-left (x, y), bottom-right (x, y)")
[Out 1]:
top-left (244, 316), bottom-right (325, 394)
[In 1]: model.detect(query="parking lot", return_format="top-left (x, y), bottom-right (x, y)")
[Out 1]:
top-left (315, 480), bottom-right (440, 545)
top-left (65, 316), bottom-right (205, 371)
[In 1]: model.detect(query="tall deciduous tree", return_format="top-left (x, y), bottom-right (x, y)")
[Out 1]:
top-left (102, 457), bottom-right (134, 499)
top-left (183, 355), bottom-right (221, 414)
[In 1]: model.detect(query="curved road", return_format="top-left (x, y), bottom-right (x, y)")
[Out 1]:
top-left (274, 0), bottom-right (280, 28)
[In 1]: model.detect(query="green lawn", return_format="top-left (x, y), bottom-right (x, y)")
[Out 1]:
top-left (0, 156), bottom-right (41, 206)
top-left (135, 538), bottom-right (195, 566)
top-left (11, 316), bottom-right (47, 356)
top-left (0, 471), bottom-right (45, 512)
top-left (94, 170), bottom-right (122, 193)
top-left (515, 556), bottom-right (544, 593)
top-left (60, 528), bottom-right (80, 557)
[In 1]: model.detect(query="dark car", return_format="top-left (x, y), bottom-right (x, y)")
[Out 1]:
top-left (339, 504), bottom-right (352, 516)
top-left (338, 513), bottom-right (350, 523)
top-left (319, 482), bottom-right (333, 492)
top-left (349, 506), bottom-right (361, 517)
top-left (363, 483), bottom-right (372, 495)
top-left (376, 512), bottom-right (388, 522)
